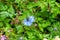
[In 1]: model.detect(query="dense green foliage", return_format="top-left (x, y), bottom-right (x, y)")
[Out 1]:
top-left (0, 0), bottom-right (60, 40)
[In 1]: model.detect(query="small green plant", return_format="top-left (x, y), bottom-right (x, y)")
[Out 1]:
top-left (0, 0), bottom-right (60, 40)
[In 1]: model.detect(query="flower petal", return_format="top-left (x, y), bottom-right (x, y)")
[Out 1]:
top-left (29, 16), bottom-right (35, 22)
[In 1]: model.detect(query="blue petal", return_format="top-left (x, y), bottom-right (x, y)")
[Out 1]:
top-left (29, 16), bottom-right (35, 22)
top-left (27, 22), bottom-right (32, 26)
top-left (23, 19), bottom-right (32, 26)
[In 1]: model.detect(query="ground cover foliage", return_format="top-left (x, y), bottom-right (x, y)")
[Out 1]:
top-left (0, 0), bottom-right (60, 40)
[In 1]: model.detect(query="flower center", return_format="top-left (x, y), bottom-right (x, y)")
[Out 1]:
top-left (26, 17), bottom-right (29, 21)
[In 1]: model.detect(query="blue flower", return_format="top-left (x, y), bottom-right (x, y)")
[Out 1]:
top-left (23, 16), bottom-right (35, 26)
